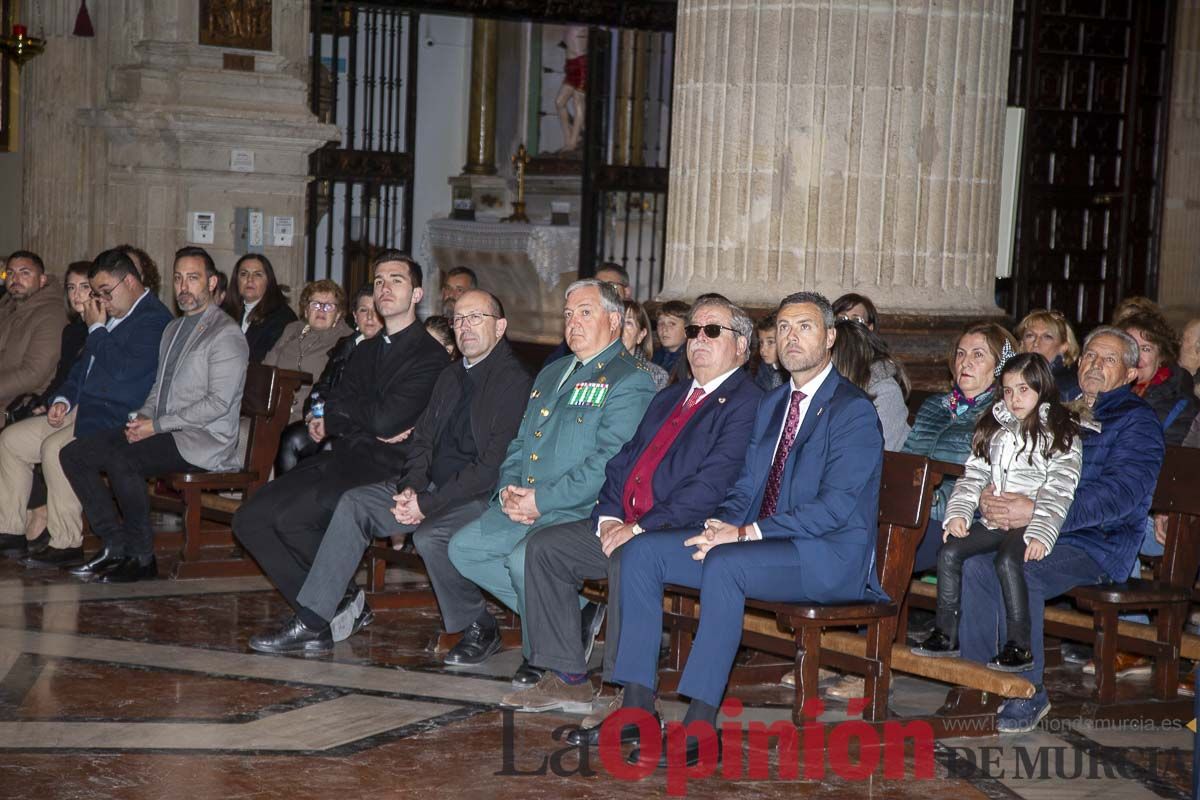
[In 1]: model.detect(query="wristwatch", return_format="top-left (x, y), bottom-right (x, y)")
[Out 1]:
top-left (737, 525), bottom-right (750, 543)
top-left (631, 523), bottom-right (644, 536)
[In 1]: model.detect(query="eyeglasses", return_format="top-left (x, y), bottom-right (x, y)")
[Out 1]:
top-left (451, 312), bottom-right (499, 328)
top-left (91, 283), bottom-right (121, 301)
top-left (837, 314), bottom-right (868, 325)
top-left (684, 324), bottom-right (740, 340)
top-left (308, 301), bottom-right (337, 312)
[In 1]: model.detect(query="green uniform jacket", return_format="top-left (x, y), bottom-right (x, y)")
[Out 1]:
top-left (493, 337), bottom-right (657, 530)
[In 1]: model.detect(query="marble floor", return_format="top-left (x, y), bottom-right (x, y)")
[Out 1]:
top-left (0, 558), bottom-right (1194, 800)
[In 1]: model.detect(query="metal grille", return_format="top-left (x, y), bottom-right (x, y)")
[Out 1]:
top-left (307, 3), bottom-right (417, 297)
top-left (579, 27), bottom-right (674, 300)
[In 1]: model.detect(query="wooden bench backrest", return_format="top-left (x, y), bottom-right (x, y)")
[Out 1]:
top-left (874, 452), bottom-right (935, 603)
top-left (1151, 445), bottom-right (1200, 590)
top-left (241, 365), bottom-right (307, 491)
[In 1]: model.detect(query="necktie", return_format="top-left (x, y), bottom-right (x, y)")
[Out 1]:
top-left (758, 389), bottom-right (806, 519)
top-left (683, 387), bottom-right (705, 410)
top-left (559, 359), bottom-right (583, 391)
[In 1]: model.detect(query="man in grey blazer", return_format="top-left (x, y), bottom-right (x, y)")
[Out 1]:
top-left (61, 246), bottom-right (248, 583)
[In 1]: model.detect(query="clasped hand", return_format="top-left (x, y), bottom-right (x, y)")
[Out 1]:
top-left (391, 487), bottom-right (425, 526)
top-left (500, 486), bottom-right (539, 525)
top-left (684, 518), bottom-right (740, 561)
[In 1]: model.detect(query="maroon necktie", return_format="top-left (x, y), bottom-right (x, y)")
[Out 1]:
top-left (683, 387), bottom-right (705, 410)
top-left (758, 390), bottom-right (806, 519)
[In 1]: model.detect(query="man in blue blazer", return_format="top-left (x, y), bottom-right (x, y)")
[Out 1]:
top-left (611, 291), bottom-right (885, 768)
top-left (0, 247), bottom-right (171, 568)
top-left (499, 296), bottom-right (763, 726)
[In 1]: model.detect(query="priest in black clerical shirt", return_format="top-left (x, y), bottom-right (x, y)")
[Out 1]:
top-left (245, 288), bottom-right (531, 654)
top-left (234, 251), bottom-right (448, 627)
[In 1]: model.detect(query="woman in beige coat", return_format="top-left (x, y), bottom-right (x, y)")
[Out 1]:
top-left (263, 280), bottom-right (353, 424)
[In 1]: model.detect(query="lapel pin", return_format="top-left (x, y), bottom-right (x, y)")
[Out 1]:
top-left (718, 397), bottom-right (727, 404)
top-left (816, 407), bottom-right (824, 417)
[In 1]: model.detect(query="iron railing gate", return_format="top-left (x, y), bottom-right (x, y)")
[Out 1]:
top-left (307, 2), bottom-right (418, 298)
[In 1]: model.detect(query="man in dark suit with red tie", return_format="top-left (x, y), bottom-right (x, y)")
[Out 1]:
top-left (499, 296), bottom-right (763, 730)
top-left (609, 291), bottom-right (886, 768)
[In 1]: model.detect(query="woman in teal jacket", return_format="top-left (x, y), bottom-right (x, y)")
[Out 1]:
top-left (903, 322), bottom-right (1019, 571)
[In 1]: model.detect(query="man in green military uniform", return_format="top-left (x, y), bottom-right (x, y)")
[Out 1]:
top-left (445, 278), bottom-right (657, 686)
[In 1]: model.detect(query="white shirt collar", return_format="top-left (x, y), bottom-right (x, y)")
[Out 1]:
top-left (688, 365), bottom-right (741, 397)
top-left (243, 298), bottom-right (260, 316)
top-left (791, 359), bottom-right (834, 398)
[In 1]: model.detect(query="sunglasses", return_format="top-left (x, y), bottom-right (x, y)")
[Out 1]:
top-left (685, 324), bottom-right (739, 340)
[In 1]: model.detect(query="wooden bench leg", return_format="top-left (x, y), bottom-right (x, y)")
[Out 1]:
top-left (368, 552), bottom-right (387, 593)
top-left (863, 619), bottom-right (894, 722)
top-left (1093, 605), bottom-right (1119, 704)
top-left (179, 487), bottom-right (203, 566)
top-left (1152, 603), bottom-right (1182, 701)
top-left (668, 595), bottom-right (696, 672)
top-left (792, 624), bottom-right (821, 726)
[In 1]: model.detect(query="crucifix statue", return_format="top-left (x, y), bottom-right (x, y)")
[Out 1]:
top-left (502, 144), bottom-right (531, 223)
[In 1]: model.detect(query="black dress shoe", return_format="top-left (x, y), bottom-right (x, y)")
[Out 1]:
top-left (0, 532), bottom-right (29, 559)
top-left (581, 601), bottom-right (607, 663)
top-left (910, 628), bottom-right (960, 657)
top-left (68, 548), bottom-right (124, 578)
top-left (20, 545), bottom-right (85, 569)
top-left (249, 615), bottom-right (333, 655)
top-left (987, 640), bottom-right (1034, 672)
top-left (96, 556), bottom-right (158, 584)
top-left (444, 621), bottom-right (502, 666)
top-left (630, 731), bottom-right (722, 769)
top-left (511, 659), bottom-right (545, 689)
top-left (566, 711), bottom-right (661, 747)
top-left (25, 530), bottom-right (50, 557)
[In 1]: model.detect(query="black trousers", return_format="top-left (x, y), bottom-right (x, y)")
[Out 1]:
top-left (60, 429), bottom-right (197, 558)
top-left (936, 521), bottom-right (1032, 648)
top-left (274, 420), bottom-right (331, 476)
top-left (233, 449), bottom-right (393, 612)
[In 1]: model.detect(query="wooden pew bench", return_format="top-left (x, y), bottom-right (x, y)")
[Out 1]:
top-left (141, 364), bottom-right (307, 578)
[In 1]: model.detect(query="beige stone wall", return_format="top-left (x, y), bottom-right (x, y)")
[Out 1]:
top-left (661, 0), bottom-right (1013, 315)
top-left (1159, 0), bottom-right (1200, 326)
top-left (19, 0), bottom-right (334, 301)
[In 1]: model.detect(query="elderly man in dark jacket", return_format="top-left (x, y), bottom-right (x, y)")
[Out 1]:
top-left (961, 326), bottom-right (1165, 733)
top-left (246, 289), bottom-right (529, 654)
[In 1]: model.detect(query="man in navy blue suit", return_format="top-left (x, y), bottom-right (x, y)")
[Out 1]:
top-left (500, 296), bottom-right (763, 727)
top-left (611, 291), bottom-right (885, 768)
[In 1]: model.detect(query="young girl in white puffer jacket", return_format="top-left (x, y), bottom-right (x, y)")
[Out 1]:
top-left (913, 353), bottom-right (1083, 672)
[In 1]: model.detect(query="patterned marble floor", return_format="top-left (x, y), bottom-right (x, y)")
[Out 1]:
top-left (0, 559), bottom-right (1193, 799)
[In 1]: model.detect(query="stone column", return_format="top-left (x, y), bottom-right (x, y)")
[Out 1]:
top-left (463, 18), bottom-right (498, 175)
top-left (1158, 0), bottom-right (1200, 325)
top-left (661, 0), bottom-right (1013, 316)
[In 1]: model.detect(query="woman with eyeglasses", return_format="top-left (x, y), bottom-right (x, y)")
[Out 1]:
top-left (273, 285), bottom-right (380, 475)
top-left (833, 292), bottom-right (879, 331)
top-left (225, 254), bottom-right (298, 363)
top-left (1015, 309), bottom-right (1080, 399)
top-left (621, 300), bottom-right (670, 390)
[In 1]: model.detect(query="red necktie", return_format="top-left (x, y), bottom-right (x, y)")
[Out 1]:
top-left (683, 387), bottom-right (705, 410)
top-left (759, 390), bottom-right (806, 519)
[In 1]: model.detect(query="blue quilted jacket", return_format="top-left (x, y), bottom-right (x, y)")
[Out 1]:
top-left (1057, 385), bottom-right (1164, 581)
top-left (901, 387), bottom-right (996, 520)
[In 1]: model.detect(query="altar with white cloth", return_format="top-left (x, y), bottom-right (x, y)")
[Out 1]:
top-left (424, 219), bottom-right (579, 344)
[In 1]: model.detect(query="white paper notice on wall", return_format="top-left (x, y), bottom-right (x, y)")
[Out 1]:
top-left (272, 216), bottom-right (295, 247)
top-left (190, 212), bottom-right (216, 244)
top-left (230, 149), bottom-right (256, 172)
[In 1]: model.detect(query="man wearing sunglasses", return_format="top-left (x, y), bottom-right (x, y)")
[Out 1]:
top-left (609, 291), bottom-right (886, 769)
top-left (500, 296), bottom-right (762, 727)
top-left (0, 248), bottom-right (171, 569)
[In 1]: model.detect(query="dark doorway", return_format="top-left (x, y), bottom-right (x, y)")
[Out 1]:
top-left (1003, 0), bottom-right (1178, 327)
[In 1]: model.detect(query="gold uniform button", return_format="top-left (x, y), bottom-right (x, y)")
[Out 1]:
top-left (540, 408), bottom-right (550, 417)
top-left (530, 453), bottom-right (539, 461)
top-left (534, 430), bottom-right (543, 438)
top-left (527, 476), bottom-right (536, 484)
top-left (577, 415), bottom-right (584, 423)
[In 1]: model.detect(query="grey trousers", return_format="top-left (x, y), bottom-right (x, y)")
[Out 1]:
top-left (295, 481), bottom-right (489, 627)
top-left (523, 517), bottom-right (624, 679)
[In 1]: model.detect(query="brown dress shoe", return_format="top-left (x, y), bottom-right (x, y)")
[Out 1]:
top-left (1081, 651), bottom-right (1152, 677)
